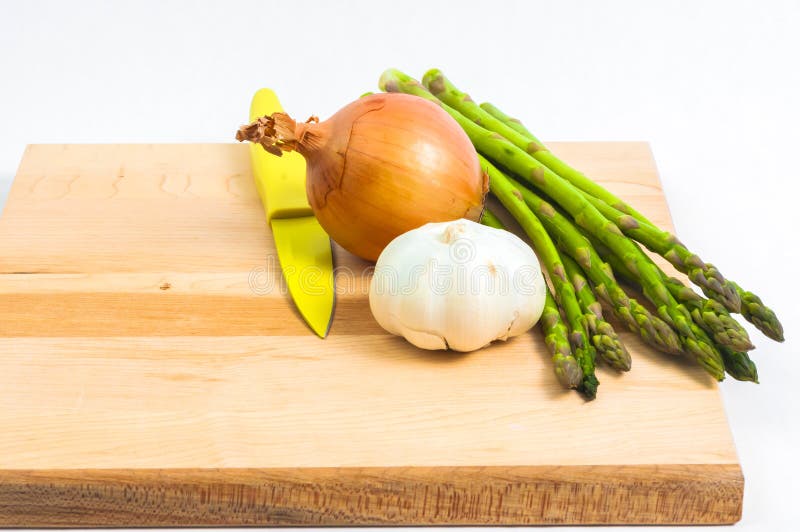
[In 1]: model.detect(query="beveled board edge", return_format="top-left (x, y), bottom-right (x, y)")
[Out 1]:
top-left (0, 464), bottom-right (743, 526)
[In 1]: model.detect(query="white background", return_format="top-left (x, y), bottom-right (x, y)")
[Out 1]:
top-left (1, 0), bottom-right (798, 530)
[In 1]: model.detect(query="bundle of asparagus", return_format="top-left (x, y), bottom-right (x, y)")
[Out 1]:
top-left (378, 68), bottom-right (784, 399)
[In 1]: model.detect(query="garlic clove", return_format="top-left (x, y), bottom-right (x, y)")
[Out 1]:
top-left (400, 328), bottom-right (449, 351)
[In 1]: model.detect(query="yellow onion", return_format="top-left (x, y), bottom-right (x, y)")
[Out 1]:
top-left (236, 93), bottom-right (487, 261)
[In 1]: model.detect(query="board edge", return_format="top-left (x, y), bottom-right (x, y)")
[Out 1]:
top-left (0, 463), bottom-right (743, 526)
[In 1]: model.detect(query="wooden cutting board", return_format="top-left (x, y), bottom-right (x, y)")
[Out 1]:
top-left (0, 143), bottom-right (742, 526)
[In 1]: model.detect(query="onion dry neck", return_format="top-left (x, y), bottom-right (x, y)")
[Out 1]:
top-left (236, 114), bottom-right (320, 156)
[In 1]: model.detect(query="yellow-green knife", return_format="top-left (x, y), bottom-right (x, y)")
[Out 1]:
top-left (248, 88), bottom-right (335, 337)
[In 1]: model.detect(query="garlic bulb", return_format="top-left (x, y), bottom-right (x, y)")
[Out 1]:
top-left (369, 219), bottom-right (546, 352)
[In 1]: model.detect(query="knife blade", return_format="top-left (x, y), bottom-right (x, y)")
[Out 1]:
top-left (248, 88), bottom-right (335, 338)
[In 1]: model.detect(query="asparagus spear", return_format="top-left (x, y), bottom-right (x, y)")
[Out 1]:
top-left (479, 102), bottom-right (538, 140)
top-left (506, 173), bottom-right (731, 379)
top-left (478, 100), bottom-right (650, 220)
top-left (561, 254), bottom-right (632, 371)
top-left (576, 194), bottom-right (754, 351)
top-left (380, 69), bottom-right (443, 104)
top-left (483, 155), bottom-right (598, 398)
top-left (421, 69), bottom-right (549, 155)
top-left (480, 208), bottom-right (505, 230)
top-left (719, 345), bottom-right (760, 383)
top-left (594, 240), bottom-right (758, 382)
top-left (662, 277), bottom-right (754, 351)
top-left (501, 174), bottom-right (681, 355)
top-left (541, 287), bottom-right (585, 390)
top-left (578, 190), bottom-right (743, 312)
top-left (733, 282), bottom-right (784, 342)
top-left (480, 209), bottom-right (584, 389)
top-left (421, 69), bottom-right (741, 313)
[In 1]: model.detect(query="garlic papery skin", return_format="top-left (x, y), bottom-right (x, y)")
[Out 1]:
top-left (368, 219), bottom-right (546, 352)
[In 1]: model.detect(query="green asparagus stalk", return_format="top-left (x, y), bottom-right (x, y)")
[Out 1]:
top-left (482, 156), bottom-right (598, 398)
top-left (380, 69), bottom-right (444, 104)
top-left (662, 277), bottom-right (754, 351)
top-left (478, 100), bottom-right (650, 220)
top-left (719, 345), bottom-right (759, 383)
top-left (480, 208), bottom-right (505, 230)
top-left (578, 191), bottom-right (743, 312)
top-left (657, 276), bottom-right (758, 381)
top-left (421, 69), bottom-right (741, 313)
top-left (733, 282), bottom-right (784, 342)
top-left (505, 175), bottom-right (730, 380)
top-left (541, 287), bottom-right (585, 390)
top-left (499, 171), bottom-right (682, 355)
top-left (592, 241), bottom-right (758, 383)
top-left (480, 209), bottom-right (584, 389)
top-left (421, 69), bottom-right (548, 155)
top-left (577, 194), bottom-right (754, 351)
top-left (561, 254), bottom-right (632, 371)
top-left (479, 102), bottom-right (538, 140)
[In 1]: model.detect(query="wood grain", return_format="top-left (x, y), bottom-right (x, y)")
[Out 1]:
top-left (0, 143), bottom-right (742, 525)
top-left (0, 466), bottom-right (742, 526)
top-left (0, 335), bottom-right (735, 469)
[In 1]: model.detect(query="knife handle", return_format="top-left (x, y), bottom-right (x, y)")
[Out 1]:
top-left (248, 89), bottom-right (313, 221)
